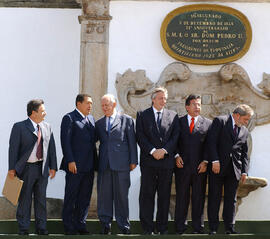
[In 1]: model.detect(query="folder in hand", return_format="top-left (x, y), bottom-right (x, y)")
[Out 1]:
top-left (2, 173), bottom-right (24, 206)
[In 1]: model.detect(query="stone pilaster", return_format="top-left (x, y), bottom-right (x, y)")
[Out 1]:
top-left (77, 0), bottom-right (112, 119)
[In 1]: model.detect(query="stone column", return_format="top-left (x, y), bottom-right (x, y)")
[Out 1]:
top-left (76, 0), bottom-right (111, 218)
top-left (77, 0), bottom-right (112, 119)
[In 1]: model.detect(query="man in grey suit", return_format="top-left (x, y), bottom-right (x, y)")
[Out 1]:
top-left (95, 94), bottom-right (138, 235)
top-left (8, 99), bottom-right (57, 235)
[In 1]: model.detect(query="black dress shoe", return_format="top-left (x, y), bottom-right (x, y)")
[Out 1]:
top-left (142, 231), bottom-right (153, 235)
top-left (120, 228), bottom-right (131, 235)
top-left (159, 230), bottom-right (168, 235)
top-left (193, 229), bottom-right (204, 234)
top-left (225, 229), bottom-right (237, 234)
top-left (100, 226), bottom-right (111, 235)
top-left (209, 230), bottom-right (217, 235)
top-left (18, 230), bottom-right (29, 235)
top-left (36, 229), bottom-right (49, 235)
top-left (78, 229), bottom-right (90, 235)
top-left (64, 230), bottom-right (78, 235)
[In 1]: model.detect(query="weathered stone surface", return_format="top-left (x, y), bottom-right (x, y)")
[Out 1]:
top-left (0, 0), bottom-right (80, 8)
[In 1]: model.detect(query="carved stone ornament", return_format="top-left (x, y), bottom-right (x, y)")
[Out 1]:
top-left (115, 62), bottom-right (268, 217)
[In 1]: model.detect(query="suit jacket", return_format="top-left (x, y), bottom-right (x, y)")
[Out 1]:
top-left (9, 118), bottom-right (57, 178)
top-left (95, 112), bottom-right (138, 172)
top-left (60, 109), bottom-right (97, 173)
top-left (177, 115), bottom-right (212, 173)
top-left (207, 114), bottom-right (249, 180)
top-left (136, 107), bottom-right (180, 169)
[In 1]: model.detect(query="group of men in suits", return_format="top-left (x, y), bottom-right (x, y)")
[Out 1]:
top-left (8, 89), bottom-right (253, 235)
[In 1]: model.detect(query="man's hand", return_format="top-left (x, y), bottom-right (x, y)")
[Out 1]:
top-left (198, 161), bottom-right (208, 174)
top-left (212, 161), bottom-right (220, 174)
top-left (49, 169), bottom-right (56, 179)
top-left (68, 162), bottom-right (77, 174)
top-left (8, 169), bottom-right (16, 179)
top-left (153, 149), bottom-right (166, 160)
top-left (130, 164), bottom-right (137, 171)
top-left (240, 174), bottom-right (247, 184)
top-left (176, 156), bottom-right (184, 168)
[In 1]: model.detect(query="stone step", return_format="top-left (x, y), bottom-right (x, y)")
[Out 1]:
top-left (0, 220), bottom-right (270, 235)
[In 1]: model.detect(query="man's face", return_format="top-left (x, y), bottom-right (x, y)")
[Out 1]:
top-left (235, 113), bottom-right (251, 127)
top-left (32, 104), bottom-right (46, 123)
top-left (152, 91), bottom-right (167, 111)
top-left (77, 96), bottom-right (93, 116)
top-left (185, 98), bottom-right (201, 117)
top-left (101, 97), bottom-right (116, 117)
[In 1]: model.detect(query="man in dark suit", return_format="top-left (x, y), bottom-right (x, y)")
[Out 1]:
top-left (207, 104), bottom-right (254, 235)
top-left (60, 94), bottom-right (96, 235)
top-left (8, 99), bottom-right (57, 235)
top-left (136, 87), bottom-right (180, 235)
top-left (174, 94), bottom-right (211, 234)
top-left (95, 94), bottom-right (138, 235)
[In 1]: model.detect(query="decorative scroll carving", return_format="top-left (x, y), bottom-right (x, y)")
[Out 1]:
top-left (115, 62), bottom-right (270, 127)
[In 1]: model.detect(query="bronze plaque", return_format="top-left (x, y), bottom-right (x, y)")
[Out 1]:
top-left (160, 4), bottom-right (252, 65)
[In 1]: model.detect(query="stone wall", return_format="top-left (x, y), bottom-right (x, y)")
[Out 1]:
top-left (0, 0), bottom-right (80, 8)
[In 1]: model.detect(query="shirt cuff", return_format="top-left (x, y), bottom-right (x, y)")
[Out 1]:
top-left (150, 148), bottom-right (156, 155)
top-left (212, 160), bottom-right (219, 163)
top-left (162, 148), bottom-right (168, 154)
top-left (175, 153), bottom-right (180, 158)
top-left (203, 160), bottom-right (208, 163)
top-left (242, 173), bottom-right (247, 175)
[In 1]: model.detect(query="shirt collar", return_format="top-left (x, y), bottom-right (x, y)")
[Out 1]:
top-left (107, 110), bottom-right (117, 120)
top-left (76, 108), bottom-right (87, 119)
top-left (29, 117), bottom-right (38, 131)
top-left (152, 106), bottom-right (164, 114)
top-left (187, 114), bottom-right (198, 124)
top-left (231, 114), bottom-right (236, 128)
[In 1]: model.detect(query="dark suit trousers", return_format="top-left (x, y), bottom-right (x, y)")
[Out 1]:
top-left (208, 162), bottom-right (239, 231)
top-left (139, 166), bottom-right (173, 233)
top-left (97, 168), bottom-right (131, 230)
top-left (174, 167), bottom-right (207, 232)
top-left (62, 171), bottom-right (94, 232)
top-left (17, 161), bottom-right (48, 231)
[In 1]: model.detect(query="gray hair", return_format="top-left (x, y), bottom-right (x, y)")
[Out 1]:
top-left (151, 87), bottom-right (168, 100)
top-left (233, 104), bottom-right (254, 116)
top-left (101, 94), bottom-right (117, 104)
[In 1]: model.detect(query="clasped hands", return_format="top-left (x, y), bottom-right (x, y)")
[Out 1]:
top-left (153, 148), bottom-right (166, 160)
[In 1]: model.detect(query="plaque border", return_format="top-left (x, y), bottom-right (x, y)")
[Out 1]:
top-left (160, 4), bottom-right (252, 65)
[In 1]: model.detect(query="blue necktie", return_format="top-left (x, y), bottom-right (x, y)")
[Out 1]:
top-left (157, 112), bottom-right (161, 131)
top-left (107, 116), bottom-right (111, 134)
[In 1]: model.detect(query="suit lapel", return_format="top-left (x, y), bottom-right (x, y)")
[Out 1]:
top-left (110, 113), bottom-right (121, 132)
top-left (226, 115), bottom-right (235, 142)
top-left (25, 118), bottom-right (37, 137)
top-left (193, 115), bottom-right (202, 134)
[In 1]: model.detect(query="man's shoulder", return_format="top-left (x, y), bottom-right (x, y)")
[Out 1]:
top-left (214, 114), bottom-right (229, 123)
top-left (164, 108), bottom-right (178, 118)
top-left (199, 115), bottom-right (212, 125)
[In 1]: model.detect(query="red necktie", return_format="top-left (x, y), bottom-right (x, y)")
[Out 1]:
top-left (36, 124), bottom-right (43, 159)
top-left (190, 117), bottom-right (195, 133)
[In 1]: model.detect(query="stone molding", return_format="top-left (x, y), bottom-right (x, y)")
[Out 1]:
top-left (2, 0), bottom-right (270, 8)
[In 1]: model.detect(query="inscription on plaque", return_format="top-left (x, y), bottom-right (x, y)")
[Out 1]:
top-left (160, 4), bottom-right (252, 65)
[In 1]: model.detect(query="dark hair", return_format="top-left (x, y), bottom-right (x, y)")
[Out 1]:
top-left (76, 93), bottom-right (92, 106)
top-left (185, 94), bottom-right (201, 106)
top-left (27, 99), bottom-right (44, 117)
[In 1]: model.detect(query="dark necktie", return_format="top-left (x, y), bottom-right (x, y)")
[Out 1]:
top-left (107, 116), bottom-right (111, 134)
top-left (157, 112), bottom-right (161, 131)
top-left (190, 117), bottom-right (195, 133)
top-left (233, 124), bottom-right (238, 138)
top-left (36, 124), bottom-right (43, 159)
